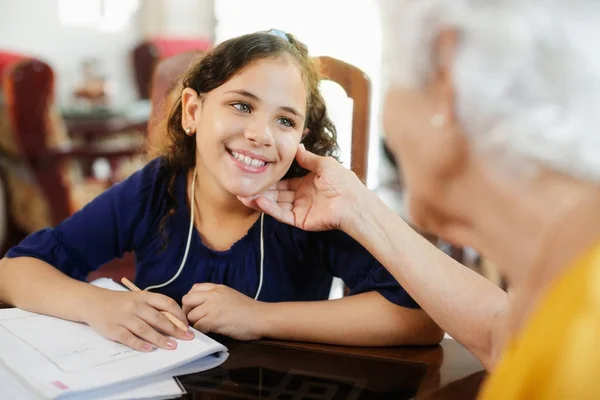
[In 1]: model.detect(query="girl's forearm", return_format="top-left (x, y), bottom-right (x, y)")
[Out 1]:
top-left (259, 291), bottom-right (443, 346)
top-left (0, 257), bottom-right (102, 324)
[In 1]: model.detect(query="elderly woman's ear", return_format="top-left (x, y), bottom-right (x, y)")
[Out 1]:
top-left (382, 28), bottom-right (469, 182)
top-left (429, 28), bottom-right (470, 178)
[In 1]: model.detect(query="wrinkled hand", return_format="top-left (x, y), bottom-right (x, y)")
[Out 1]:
top-left (182, 284), bottom-right (265, 341)
top-left (85, 290), bottom-right (193, 352)
top-left (238, 144), bottom-right (367, 232)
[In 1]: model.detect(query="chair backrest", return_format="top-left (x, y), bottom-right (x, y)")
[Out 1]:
top-left (316, 56), bottom-right (371, 183)
top-left (132, 38), bottom-right (212, 100)
top-left (0, 52), bottom-right (73, 230)
top-left (146, 51), bottom-right (205, 154)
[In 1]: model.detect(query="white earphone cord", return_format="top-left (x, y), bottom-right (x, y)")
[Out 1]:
top-left (143, 168), bottom-right (265, 300)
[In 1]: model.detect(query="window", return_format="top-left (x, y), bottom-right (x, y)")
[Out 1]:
top-left (58, 0), bottom-right (140, 32)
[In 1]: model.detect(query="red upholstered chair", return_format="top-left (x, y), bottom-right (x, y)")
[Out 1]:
top-left (132, 38), bottom-right (212, 100)
top-left (0, 52), bottom-right (142, 254)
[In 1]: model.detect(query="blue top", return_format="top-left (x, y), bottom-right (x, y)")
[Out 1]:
top-left (6, 158), bottom-right (418, 308)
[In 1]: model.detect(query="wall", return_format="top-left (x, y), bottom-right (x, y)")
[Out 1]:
top-left (140, 0), bottom-right (215, 42)
top-left (0, 0), bottom-right (143, 105)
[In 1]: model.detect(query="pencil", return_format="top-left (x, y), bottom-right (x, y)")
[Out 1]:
top-left (120, 277), bottom-right (189, 332)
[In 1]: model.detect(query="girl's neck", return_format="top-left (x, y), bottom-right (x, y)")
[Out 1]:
top-left (189, 167), bottom-right (258, 224)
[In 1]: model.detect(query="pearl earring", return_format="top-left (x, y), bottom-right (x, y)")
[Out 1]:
top-left (430, 114), bottom-right (445, 129)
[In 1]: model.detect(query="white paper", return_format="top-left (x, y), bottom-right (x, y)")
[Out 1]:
top-left (0, 278), bottom-right (228, 399)
top-left (89, 278), bottom-right (129, 291)
top-left (0, 363), bottom-right (185, 400)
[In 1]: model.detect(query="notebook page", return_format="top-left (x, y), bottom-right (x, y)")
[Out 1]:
top-left (0, 307), bottom-right (227, 398)
top-left (0, 361), bottom-right (185, 400)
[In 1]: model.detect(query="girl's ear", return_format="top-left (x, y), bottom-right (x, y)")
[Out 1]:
top-left (302, 128), bottom-right (309, 140)
top-left (181, 88), bottom-right (201, 130)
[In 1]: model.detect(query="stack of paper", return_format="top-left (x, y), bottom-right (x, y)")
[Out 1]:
top-left (0, 364), bottom-right (186, 400)
top-left (0, 279), bottom-right (228, 399)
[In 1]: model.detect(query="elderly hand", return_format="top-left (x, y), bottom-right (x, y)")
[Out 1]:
top-left (238, 145), bottom-right (367, 232)
top-left (182, 284), bottom-right (265, 340)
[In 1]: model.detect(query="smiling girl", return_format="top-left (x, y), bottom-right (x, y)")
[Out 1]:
top-left (0, 30), bottom-right (442, 351)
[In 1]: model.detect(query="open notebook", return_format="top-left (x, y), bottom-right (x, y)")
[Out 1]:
top-left (0, 278), bottom-right (228, 399)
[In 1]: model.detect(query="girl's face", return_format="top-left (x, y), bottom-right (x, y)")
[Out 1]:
top-left (182, 57), bottom-right (307, 197)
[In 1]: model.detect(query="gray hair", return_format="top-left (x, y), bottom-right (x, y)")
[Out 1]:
top-left (380, 0), bottom-right (600, 181)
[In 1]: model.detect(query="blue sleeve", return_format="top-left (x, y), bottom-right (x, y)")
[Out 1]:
top-left (311, 229), bottom-right (420, 308)
top-left (5, 158), bottom-right (167, 281)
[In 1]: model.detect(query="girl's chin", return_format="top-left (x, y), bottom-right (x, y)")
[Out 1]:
top-left (228, 185), bottom-right (270, 199)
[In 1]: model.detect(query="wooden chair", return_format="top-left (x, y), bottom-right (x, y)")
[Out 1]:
top-left (132, 38), bottom-right (211, 100)
top-left (315, 56), bottom-right (371, 183)
top-left (146, 51), bottom-right (205, 153)
top-left (0, 53), bottom-right (141, 255)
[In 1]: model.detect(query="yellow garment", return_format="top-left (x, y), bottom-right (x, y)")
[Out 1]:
top-left (479, 242), bottom-right (600, 400)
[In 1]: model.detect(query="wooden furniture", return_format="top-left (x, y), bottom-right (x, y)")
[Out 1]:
top-left (316, 56), bottom-right (371, 183)
top-left (132, 38), bottom-right (212, 100)
top-left (0, 53), bottom-right (143, 269)
top-left (146, 51), bottom-right (205, 152)
top-left (0, 53), bottom-right (142, 232)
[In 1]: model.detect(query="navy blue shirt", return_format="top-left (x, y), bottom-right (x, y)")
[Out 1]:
top-left (6, 158), bottom-right (418, 308)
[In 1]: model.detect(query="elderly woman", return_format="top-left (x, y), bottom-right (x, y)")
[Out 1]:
top-left (241, 0), bottom-right (600, 398)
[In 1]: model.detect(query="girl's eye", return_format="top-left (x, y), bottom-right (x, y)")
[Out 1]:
top-left (231, 102), bottom-right (251, 113)
top-left (278, 117), bottom-right (295, 128)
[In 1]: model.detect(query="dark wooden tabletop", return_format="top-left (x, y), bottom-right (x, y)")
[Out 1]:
top-left (186, 337), bottom-right (486, 400)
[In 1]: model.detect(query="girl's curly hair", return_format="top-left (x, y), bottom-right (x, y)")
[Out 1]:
top-left (149, 30), bottom-right (339, 233)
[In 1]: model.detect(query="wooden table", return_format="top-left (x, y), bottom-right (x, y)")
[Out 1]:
top-left (179, 336), bottom-right (485, 399)
top-left (65, 116), bottom-right (146, 139)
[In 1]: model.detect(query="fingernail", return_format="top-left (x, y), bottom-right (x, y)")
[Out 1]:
top-left (185, 330), bottom-right (195, 339)
top-left (142, 343), bottom-right (153, 352)
top-left (166, 340), bottom-right (177, 349)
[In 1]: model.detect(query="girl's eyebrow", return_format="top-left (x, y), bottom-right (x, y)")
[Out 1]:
top-left (225, 89), bottom-right (305, 120)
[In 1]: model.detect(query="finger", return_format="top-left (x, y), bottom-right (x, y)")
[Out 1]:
top-left (255, 195), bottom-right (295, 226)
top-left (125, 316), bottom-right (177, 350)
top-left (182, 292), bottom-right (207, 315)
top-left (144, 293), bottom-right (188, 329)
top-left (273, 190), bottom-right (296, 203)
top-left (111, 326), bottom-right (153, 352)
top-left (186, 305), bottom-right (208, 326)
top-left (190, 282), bottom-right (219, 292)
top-left (192, 317), bottom-right (212, 334)
top-left (241, 188), bottom-right (296, 203)
top-left (238, 196), bottom-right (259, 209)
top-left (276, 178), bottom-right (303, 191)
top-left (280, 203), bottom-right (293, 211)
top-left (295, 143), bottom-right (324, 171)
top-left (139, 306), bottom-right (189, 342)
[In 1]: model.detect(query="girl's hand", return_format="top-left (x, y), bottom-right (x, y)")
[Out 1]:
top-left (85, 290), bottom-right (194, 352)
top-left (182, 283), bottom-right (265, 341)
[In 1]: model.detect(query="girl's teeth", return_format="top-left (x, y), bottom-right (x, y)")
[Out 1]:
top-left (231, 151), bottom-right (266, 167)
